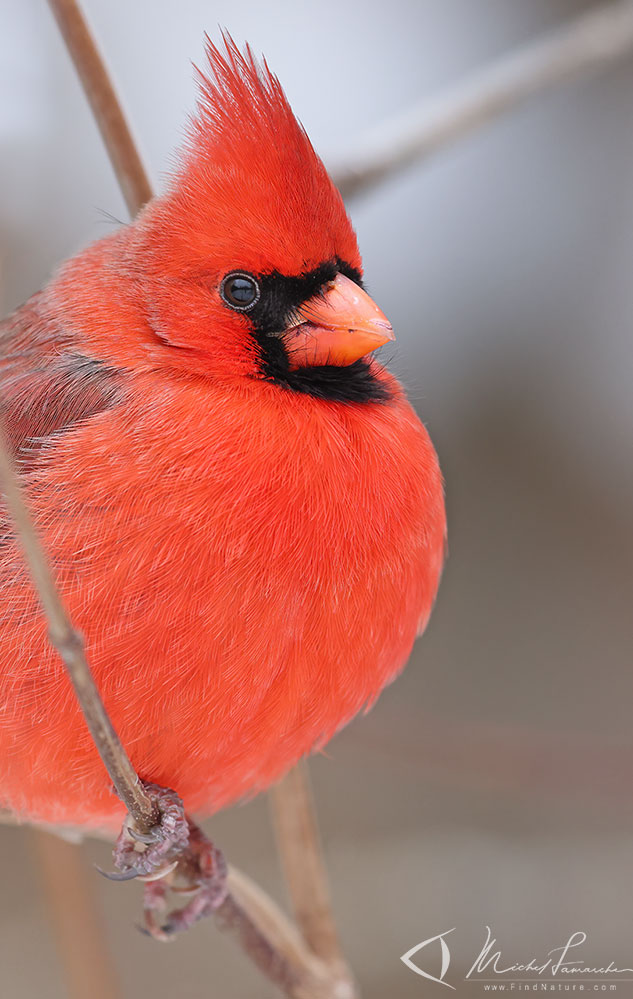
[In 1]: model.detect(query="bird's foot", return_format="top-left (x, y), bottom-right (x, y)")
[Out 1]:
top-left (99, 782), bottom-right (190, 882)
top-left (98, 783), bottom-right (228, 939)
top-left (140, 818), bottom-right (228, 941)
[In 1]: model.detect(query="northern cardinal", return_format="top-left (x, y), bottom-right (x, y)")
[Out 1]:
top-left (0, 39), bottom-right (445, 835)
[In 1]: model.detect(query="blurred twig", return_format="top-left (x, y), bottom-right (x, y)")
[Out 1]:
top-left (271, 761), bottom-right (356, 995)
top-left (333, 0), bottom-right (633, 198)
top-left (47, 0), bottom-right (152, 215)
top-left (31, 830), bottom-right (121, 999)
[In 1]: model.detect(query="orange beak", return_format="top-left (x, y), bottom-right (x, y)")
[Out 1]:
top-left (281, 273), bottom-right (395, 369)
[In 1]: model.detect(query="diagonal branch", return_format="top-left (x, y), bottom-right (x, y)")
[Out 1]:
top-left (47, 0), bottom-right (152, 215)
top-left (332, 0), bottom-right (633, 199)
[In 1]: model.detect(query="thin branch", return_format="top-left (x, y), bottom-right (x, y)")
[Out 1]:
top-left (226, 866), bottom-right (324, 977)
top-left (31, 830), bottom-right (121, 999)
top-left (0, 427), bottom-right (158, 832)
top-left (47, 0), bottom-right (152, 216)
top-left (332, 0), bottom-right (633, 199)
top-left (219, 868), bottom-right (341, 999)
top-left (270, 762), bottom-right (358, 997)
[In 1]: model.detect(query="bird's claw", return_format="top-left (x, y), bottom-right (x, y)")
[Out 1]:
top-left (127, 825), bottom-right (160, 845)
top-left (96, 864), bottom-right (144, 882)
top-left (111, 782), bottom-right (190, 882)
top-left (140, 819), bottom-right (228, 941)
top-left (104, 781), bottom-right (228, 938)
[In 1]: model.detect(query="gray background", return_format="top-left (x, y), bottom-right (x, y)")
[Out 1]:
top-left (1, 1), bottom-right (632, 996)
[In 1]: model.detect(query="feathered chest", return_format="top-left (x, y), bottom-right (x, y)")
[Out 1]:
top-left (16, 372), bottom-right (443, 629)
top-left (0, 366), bottom-right (445, 823)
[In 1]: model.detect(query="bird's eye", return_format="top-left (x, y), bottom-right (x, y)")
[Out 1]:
top-left (220, 272), bottom-right (260, 311)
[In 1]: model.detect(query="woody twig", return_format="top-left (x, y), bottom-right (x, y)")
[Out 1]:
top-left (333, 0), bottom-right (633, 198)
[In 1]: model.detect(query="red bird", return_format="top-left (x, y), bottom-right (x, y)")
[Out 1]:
top-left (0, 41), bottom-right (445, 835)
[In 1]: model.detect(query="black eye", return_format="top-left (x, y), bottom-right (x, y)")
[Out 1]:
top-left (220, 272), bottom-right (260, 311)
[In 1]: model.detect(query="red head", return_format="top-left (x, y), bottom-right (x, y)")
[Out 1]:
top-left (96, 37), bottom-right (394, 399)
top-left (163, 36), bottom-right (362, 280)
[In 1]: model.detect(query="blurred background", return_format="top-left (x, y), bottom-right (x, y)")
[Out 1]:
top-left (1, 0), bottom-right (633, 996)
